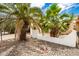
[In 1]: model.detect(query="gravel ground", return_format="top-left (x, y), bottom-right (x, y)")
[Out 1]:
top-left (5, 38), bottom-right (79, 56)
top-left (0, 39), bottom-right (16, 53)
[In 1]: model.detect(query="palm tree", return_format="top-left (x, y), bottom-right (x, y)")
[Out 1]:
top-left (0, 3), bottom-right (42, 41)
top-left (60, 14), bottom-right (75, 35)
top-left (46, 3), bottom-right (74, 37)
top-left (1, 18), bottom-right (15, 34)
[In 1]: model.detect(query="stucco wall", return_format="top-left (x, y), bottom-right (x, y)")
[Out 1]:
top-left (30, 29), bottom-right (77, 47)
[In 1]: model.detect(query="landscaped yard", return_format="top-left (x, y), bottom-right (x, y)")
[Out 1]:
top-left (0, 3), bottom-right (79, 56)
top-left (0, 34), bottom-right (79, 56)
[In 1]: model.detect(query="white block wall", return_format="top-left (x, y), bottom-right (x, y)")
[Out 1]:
top-left (31, 29), bottom-right (77, 47)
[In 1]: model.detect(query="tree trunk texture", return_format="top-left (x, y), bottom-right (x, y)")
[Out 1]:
top-left (0, 31), bottom-right (2, 41)
top-left (50, 27), bottom-right (59, 37)
top-left (15, 20), bottom-right (29, 41)
top-left (20, 21), bottom-right (29, 41)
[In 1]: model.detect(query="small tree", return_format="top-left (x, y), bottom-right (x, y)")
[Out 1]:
top-left (45, 3), bottom-right (74, 37)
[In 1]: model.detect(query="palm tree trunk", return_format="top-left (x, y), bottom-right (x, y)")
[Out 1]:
top-left (15, 20), bottom-right (29, 41)
top-left (50, 27), bottom-right (59, 37)
top-left (19, 22), bottom-right (28, 41)
top-left (0, 31), bottom-right (2, 41)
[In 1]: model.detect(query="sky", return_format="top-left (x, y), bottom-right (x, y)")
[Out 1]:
top-left (0, 3), bottom-right (79, 16)
top-left (31, 3), bottom-right (79, 16)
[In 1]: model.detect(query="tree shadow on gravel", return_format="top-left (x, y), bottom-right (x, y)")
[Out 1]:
top-left (0, 39), bottom-right (17, 53)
